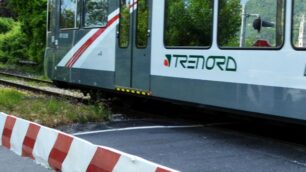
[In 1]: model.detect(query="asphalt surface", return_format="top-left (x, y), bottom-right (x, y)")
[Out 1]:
top-left (0, 147), bottom-right (51, 172)
top-left (1, 117), bottom-right (306, 172)
top-left (74, 119), bottom-right (306, 172)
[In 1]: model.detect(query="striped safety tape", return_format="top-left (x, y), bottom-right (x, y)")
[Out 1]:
top-left (0, 112), bottom-right (178, 172)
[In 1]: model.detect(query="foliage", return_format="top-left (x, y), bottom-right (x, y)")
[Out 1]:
top-left (244, 0), bottom-right (285, 47)
top-left (0, 88), bottom-right (110, 127)
top-left (136, 0), bottom-right (148, 47)
top-left (84, 0), bottom-right (108, 27)
top-left (0, 17), bottom-right (14, 34)
top-left (0, 21), bottom-right (27, 63)
top-left (164, 0), bottom-right (241, 47)
top-left (119, 2), bottom-right (130, 47)
top-left (0, 88), bottom-right (24, 111)
top-left (60, 6), bottom-right (76, 28)
top-left (0, 1), bottom-right (15, 17)
top-left (6, 0), bottom-right (47, 65)
top-left (165, 0), bottom-right (214, 47)
top-left (218, 0), bottom-right (241, 46)
top-left (218, 0), bottom-right (285, 47)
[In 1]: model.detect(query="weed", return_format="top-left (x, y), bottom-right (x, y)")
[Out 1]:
top-left (0, 89), bottom-right (24, 110)
top-left (0, 88), bottom-right (110, 127)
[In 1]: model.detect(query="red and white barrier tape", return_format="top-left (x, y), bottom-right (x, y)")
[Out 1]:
top-left (0, 112), bottom-right (178, 172)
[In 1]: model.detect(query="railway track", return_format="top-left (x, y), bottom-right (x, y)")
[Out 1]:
top-left (0, 71), bottom-right (52, 84)
top-left (0, 74), bottom-right (88, 102)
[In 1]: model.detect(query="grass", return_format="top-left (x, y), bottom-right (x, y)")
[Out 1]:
top-left (0, 89), bottom-right (23, 110)
top-left (0, 88), bottom-right (110, 127)
top-left (0, 63), bottom-right (45, 78)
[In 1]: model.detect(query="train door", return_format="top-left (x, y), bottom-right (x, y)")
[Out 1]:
top-left (47, 0), bottom-right (58, 49)
top-left (115, 0), bottom-right (152, 91)
top-left (45, 0), bottom-right (60, 78)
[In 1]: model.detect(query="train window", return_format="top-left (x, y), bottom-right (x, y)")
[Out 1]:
top-left (218, 0), bottom-right (285, 49)
top-left (60, 0), bottom-right (79, 29)
top-left (164, 0), bottom-right (213, 48)
top-left (292, 0), bottom-right (306, 48)
top-left (136, 0), bottom-right (149, 48)
top-left (119, 0), bottom-right (130, 48)
top-left (84, 0), bottom-right (108, 28)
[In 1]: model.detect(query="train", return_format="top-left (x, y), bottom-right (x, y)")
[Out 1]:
top-left (45, 0), bottom-right (306, 121)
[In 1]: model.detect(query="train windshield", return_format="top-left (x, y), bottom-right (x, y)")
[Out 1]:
top-left (218, 0), bottom-right (285, 48)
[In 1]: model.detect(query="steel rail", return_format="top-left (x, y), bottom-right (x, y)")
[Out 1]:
top-left (0, 79), bottom-right (87, 102)
top-left (0, 71), bottom-right (53, 84)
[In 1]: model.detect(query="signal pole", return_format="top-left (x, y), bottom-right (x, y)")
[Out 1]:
top-left (276, 0), bottom-right (284, 46)
top-left (239, 4), bottom-right (247, 47)
top-left (298, 14), bottom-right (305, 47)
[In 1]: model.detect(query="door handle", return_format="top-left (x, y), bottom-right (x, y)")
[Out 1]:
top-left (147, 29), bottom-right (151, 37)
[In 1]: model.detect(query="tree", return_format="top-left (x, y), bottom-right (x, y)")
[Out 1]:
top-left (85, 0), bottom-right (108, 27)
top-left (218, 0), bottom-right (241, 46)
top-left (165, 0), bottom-right (213, 46)
top-left (136, 0), bottom-right (148, 47)
top-left (6, 0), bottom-right (47, 64)
top-left (244, 0), bottom-right (285, 47)
top-left (119, 1), bottom-right (130, 47)
top-left (164, 0), bottom-right (241, 47)
top-left (0, 0), bottom-right (15, 18)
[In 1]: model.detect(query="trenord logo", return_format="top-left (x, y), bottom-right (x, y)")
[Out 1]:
top-left (164, 54), bottom-right (172, 67)
top-left (164, 54), bottom-right (237, 72)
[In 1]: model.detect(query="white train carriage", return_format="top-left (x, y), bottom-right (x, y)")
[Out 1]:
top-left (45, 0), bottom-right (306, 121)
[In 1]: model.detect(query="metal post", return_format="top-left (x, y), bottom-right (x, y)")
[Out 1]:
top-left (240, 4), bottom-right (247, 47)
top-left (276, 0), bottom-right (284, 46)
top-left (298, 14), bottom-right (305, 47)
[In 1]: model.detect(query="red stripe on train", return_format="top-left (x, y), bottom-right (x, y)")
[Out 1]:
top-left (65, 14), bottom-right (119, 68)
top-left (156, 167), bottom-right (172, 172)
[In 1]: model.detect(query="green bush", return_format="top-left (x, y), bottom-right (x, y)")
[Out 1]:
top-left (0, 21), bottom-right (27, 63)
top-left (0, 17), bottom-right (14, 34)
top-left (0, 1), bottom-right (47, 70)
top-left (7, 0), bottom-right (47, 65)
